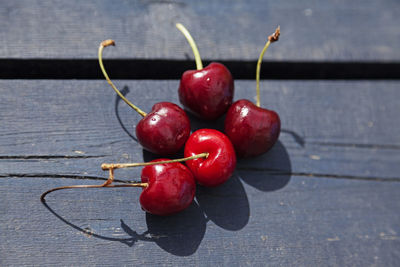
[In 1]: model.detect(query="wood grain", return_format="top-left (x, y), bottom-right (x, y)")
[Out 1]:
top-left (1, 0), bottom-right (399, 61)
top-left (1, 80), bottom-right (399, 265)
top-left (1, 176), bottom-right (399, 266)
top-left (1, 80), bottom-right (399, 179)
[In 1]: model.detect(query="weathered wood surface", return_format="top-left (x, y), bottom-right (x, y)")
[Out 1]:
top-left (1, 80), bottom-right (399, 266)
top-left (1, 0), bottom-right (400, 61)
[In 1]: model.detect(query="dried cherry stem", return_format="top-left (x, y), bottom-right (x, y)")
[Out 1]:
top-left (40, 153), bottom-right (209, 201)
top-left (176, 23), bottom-right (203, 70)
top-left (40, 168), bottom-right (148, 202)
top-left (256, 26), bottom-right (280, 107)
top-left (98, 40), bottom-right (147, 117)
top-left (101, 152), bottom-right (209, 170)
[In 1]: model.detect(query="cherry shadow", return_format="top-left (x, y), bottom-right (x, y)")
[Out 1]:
top-left (145, 201), bottom-right (207, 256)
top-left (142, 146), bottom-right (185, 162)
top-left (142, 149), bottom-right (160, 162)
top-left (187, 112), bottom-right (226, 133)
top-left (237, 140), bottom-right (292, 191)
top-left (195, 174), bottom-right (249, 231)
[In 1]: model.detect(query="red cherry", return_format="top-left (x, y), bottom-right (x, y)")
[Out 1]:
top-left (139, 159), bottom-right (196, 216)
top-left (179, 62), bottom-right (234, 120)
top-left (184, 129), bottom-right (236, 187)
top-left (176, 24), bottom-right (234, 120)
top-left (41, 159), bottom-right (196, 216)
top-left (99, 40), bottom-right (190, 155)
top-left (136, 102), bottom-right (190, 155)
top-left (225, 27), bottom-right (281, 158)
top-left (224, 99), bottom-right (280, 158)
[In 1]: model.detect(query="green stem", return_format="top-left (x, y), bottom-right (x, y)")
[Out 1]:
top-left (256, 40), bottom-right (271, 107)
top-left (101, 152), bottom-right (209, 170)
top-left (98, 40), bottom-right (147, 117)
top-left (176, 23), bottom-right (203, 70)
top-left (256, 26), bottom-right (280, 107)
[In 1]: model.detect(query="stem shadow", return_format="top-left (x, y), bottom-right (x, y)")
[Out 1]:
top-left (114, 86), bottom-right (138, 142)
top-left (281, 128), bottom-right (305, 147)
top-left (41, 200), bottom-right (151, 247)
top-left (41, 197), bottom-right (206, 255)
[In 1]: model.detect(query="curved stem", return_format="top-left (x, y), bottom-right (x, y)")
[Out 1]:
top-left (40, 159), bottom-right (148, 201)
top-left (176, 23), bottom-right (203, 70)
top-left (41, 152), bottom-right (209, 201)
top-left (255, 26), bottom-right (281, 107)
top-left (101, 152), bottom-right (209, 170)
top-left (98, 40), bottom-right (147, 117)
top-left (40, 182), bottom-right (148, 202)
top-left (256, 41), bottom-right (271, 107)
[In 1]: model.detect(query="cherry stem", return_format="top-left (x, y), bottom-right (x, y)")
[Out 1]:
top-left (101, 152), bottom-right (209, 170)
top-left (256, 26), bottom-right (280, 107)
top-left (98, 40), bottom-right (147, 117)
top-left (40, 166), bottom-right (148, 202)
top-left (40, 183), bottom-right (148, 202)
top-left (176, 23), bottom-right (203, 70)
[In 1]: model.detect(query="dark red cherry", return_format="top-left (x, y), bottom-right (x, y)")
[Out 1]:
top-left (139, 159), bottom-right (196, 216)
top-left (184, 129), bottom-right (236, 187)
top-left (175, 24), bottom-right (234, 120)
top-left (136, 102), bottom-right (191, 155)
top-left (178, 62), bottom-right (234, 120)
top-left (224, 27), bottom-right (281, 158)
top-left (224, 99), bottom-right (280, 158)
top-left (98, 40), bottom-right (191, 155)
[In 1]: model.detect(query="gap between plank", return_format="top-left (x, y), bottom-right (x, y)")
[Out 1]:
top-left (237, 168), bottom-right (400, 183)
top-left (0, 59), bottom-right (399, 79)
top-left (0, 155), bottom-right (108, 159)
top-left (0, 173), bottom-right (138, 184)
top-left (2, 172), bottom-right (400, 183)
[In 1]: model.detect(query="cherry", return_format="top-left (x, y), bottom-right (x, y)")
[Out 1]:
top-left (139, 159), bottom-right (195, 216)
top-left (135, 102), bottom-right (190, 155)
top-left (41, 158), bottom-right (200, 216)
top-left (101, 130), bottom-right (236, 188)
top-left (99, 40), bottom-right (190, 155)
top-left (176, 24), bottom-right (234, 120)
top-left (224, 27), bottom-right (281, 158)
top-left (40, 137), bottom-right (235, 214)
top-left (184, 129), bottom-right (237, 187)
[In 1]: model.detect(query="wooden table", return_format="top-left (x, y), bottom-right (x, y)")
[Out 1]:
top-left (1, 1), bottom-right (400, 266)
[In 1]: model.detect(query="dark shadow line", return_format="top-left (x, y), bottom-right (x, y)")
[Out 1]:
top-left (0, 173), bottom-right (141, 184)
top-left (237, 168), bottom-right (400, 182)
top-left (308, 141), bottom-right (400, 150)
top-left (295, 172), bottom-right (400, 183)
top-left (281, 129), bottom-right (400, 150)
top-left (4, 170), bottom-right (399, 183)
top-left (144, 0), bottom-right (186, 6)
top-left (0, 155), bottom-right (108, 159)
top-left (1, 59), bottom-right (399, 79)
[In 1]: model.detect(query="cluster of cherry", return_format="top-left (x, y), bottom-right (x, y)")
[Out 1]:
top-left (41, 24), bottom-right (281, 216)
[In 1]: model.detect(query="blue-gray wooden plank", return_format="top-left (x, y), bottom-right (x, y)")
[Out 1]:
top-left (1, 80), bottom-right (400, 266)
top-left (1, 176), bottom-right (399, 266)
top-left (1, 80), bottom-right (399, 179)
top-left (1, 0), bottom-right (399, 61)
